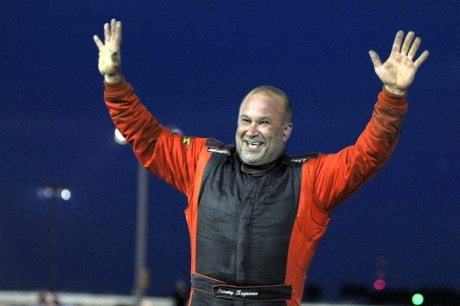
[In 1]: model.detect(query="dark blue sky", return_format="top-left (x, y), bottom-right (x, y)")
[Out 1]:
top-left (1, 0), bottom-right (459, 301)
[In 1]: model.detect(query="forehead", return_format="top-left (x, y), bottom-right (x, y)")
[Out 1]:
top-left (239, 93), bottom-right (285, 118)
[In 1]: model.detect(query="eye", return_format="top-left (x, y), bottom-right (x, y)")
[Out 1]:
top-left (260, 120), bottom-right (270, 125)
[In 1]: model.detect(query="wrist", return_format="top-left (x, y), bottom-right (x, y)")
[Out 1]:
top-left (384, 85), bottom-right (406, 96)
top-left (104, 73), bottom-right (122, 83)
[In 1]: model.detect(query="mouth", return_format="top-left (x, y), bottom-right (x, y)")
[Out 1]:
top-left (244, 140), bottom-right (264, 151)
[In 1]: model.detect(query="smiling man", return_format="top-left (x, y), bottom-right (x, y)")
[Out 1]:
top-left (236, 86), bottom-right (293, 166)
top-left (95, 19), bottom-right (428, 305)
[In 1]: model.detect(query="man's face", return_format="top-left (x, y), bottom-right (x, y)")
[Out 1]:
top-left (235, 92), bottom-right (292, 166)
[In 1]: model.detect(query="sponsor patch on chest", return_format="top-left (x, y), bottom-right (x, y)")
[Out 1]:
top-left (208, 147), bottom-right (231, 155)
top-left (290, 157), bottom-right (308, 163)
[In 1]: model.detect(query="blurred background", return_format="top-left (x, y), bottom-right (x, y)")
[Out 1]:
top-left (1, 1), bottom-right (459, 305)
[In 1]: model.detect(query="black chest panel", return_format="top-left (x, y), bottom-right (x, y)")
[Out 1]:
top-left (196, 144), bottom-right (302, 286)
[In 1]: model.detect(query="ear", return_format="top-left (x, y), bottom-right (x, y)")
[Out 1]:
top-left (283, 123), bottom-right (293, 142)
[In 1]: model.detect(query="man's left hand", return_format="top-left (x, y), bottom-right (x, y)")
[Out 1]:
top-left (369, 31), bottom-right (429, 95)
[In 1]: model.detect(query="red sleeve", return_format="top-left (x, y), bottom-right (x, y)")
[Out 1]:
top-left (104, 78), bottom-right (206, 195)
top-left (310, 88), bottom-right (408, 212)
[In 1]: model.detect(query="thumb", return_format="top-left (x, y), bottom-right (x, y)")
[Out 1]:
top-left (369, 50), bottom-right (382, 67)
top-left (93, 35), bottom-right (104, 49)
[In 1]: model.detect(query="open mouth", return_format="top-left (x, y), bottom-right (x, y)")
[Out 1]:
top-left (245, 141), bottom-right (263, 150)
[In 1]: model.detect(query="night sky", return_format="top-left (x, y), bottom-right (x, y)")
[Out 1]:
top-left (1, 0), bottom-right (459, 302)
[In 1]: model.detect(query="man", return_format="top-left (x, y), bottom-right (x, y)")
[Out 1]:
top-left (94, 19), bottom-right (428, 305)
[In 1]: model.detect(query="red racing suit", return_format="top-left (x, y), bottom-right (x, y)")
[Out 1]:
top-left (104, 78), bottom-right (407, 306)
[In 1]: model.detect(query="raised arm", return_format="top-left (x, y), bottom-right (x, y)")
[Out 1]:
top-left (369, 31), bottom-right (429, 95)
top-left (94, 19), bottom-right (123, 83)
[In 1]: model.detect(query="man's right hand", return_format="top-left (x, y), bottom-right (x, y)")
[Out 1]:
top-left (94, 19), bottom-right (122, 83)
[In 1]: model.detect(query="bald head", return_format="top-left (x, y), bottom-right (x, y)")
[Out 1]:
top-left (242, 85), bottom-right (292, 124)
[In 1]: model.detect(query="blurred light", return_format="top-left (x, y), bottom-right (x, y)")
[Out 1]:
top-left (412, 293), bottom-right (424, 305)
top-left (43, 187), bottom-right (53, 198)
top-left (115, 128), bottom-right (128, 145)
top-left (60, 189), bottom-right (71, 201)
top-left (38, 186), bottom-right (71, 200)
top-left (373, 279), bottom-right (385, 291)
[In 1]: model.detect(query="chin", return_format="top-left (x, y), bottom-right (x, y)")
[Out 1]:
top-left (240, 154), bottom-right (260, 165)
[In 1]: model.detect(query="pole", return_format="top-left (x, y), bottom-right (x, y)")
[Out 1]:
top-left (50, 195), bottom-right (60, 291)
top-left (134, 163), bottom-right (149, 306)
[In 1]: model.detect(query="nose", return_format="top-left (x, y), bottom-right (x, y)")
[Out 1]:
top-left (246, 123), bottom-right (259, 137)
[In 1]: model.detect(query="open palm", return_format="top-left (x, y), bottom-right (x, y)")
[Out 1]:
top-left (369, 31), bottom-right (429, 95)
top-left (94, 19), bottom-right (122, 78)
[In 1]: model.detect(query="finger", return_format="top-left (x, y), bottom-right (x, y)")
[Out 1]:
top-left (401, 31), bottom-right (415, 55)
top-left (110, 18), bottom-right (117, 39)
top-left (104, 22), bottom-right (110, 44)
top-left (93, 35), bottom-right (103, 49)
top-left (407, 37), bottom-right (421, 60)
top-left (113, 20), bottom-right (122, 45)
top-left (413, 50), bottom-right (429, 69)
top-left (391, 31), bottom-right (404, 54)
top-left (369, 50), bottom-right (382, 67)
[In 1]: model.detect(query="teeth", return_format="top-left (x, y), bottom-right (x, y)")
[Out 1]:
top-left (246, 141), bottom-right (261, 148)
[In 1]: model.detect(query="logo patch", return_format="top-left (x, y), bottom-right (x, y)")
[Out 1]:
top-left (208, 147), bottom-right (231, 155)
top-left (291, 157), bottom-right (308, 163)
top-left (182, 137), bottom-right (191, 149)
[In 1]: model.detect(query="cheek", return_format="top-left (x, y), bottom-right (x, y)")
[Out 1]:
top-left (260, 128), bottom-right (275, 139)
top-left (236, 126), bottom-right (245, 137)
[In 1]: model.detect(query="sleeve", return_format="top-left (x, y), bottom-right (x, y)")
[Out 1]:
top-left (311, 87), bottom-right (408, 212)
top-left (104, 78), bottom-right (208, 195)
